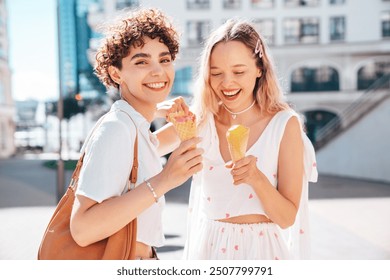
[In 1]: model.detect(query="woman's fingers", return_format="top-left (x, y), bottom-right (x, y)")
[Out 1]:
top-left (162, 137), bottom-right (204, 189)
top-left (165, 97), bottom-right (189, 115)
top-left (184, 152), bottom-right (203, 169)
top-left (230, 156), bottom-right (258, 185)
top-left (188, 161), bottom-right (203, 175)
top-left (174, 96), bottom-right (189, 113)
top-left (175, 137), bottom-right (202, 155)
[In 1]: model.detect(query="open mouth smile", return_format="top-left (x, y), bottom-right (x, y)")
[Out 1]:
top-left (145, 82), bottom-right (167, 89)
top-left (222, 89), bottom-right (241, 97)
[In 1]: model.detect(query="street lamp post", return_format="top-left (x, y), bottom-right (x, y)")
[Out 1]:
top-left (56, 0), bottom-right (65, 202)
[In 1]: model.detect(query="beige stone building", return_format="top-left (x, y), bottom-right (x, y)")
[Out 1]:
top-left (0, 0), bottom-right (15, 158)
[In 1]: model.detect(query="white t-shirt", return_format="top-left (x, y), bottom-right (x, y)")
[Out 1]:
top-left (76, 100), bottom-right (165, 247)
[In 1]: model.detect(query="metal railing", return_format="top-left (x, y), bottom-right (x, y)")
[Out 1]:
top-left (314, 74), bottom-right (390, 150)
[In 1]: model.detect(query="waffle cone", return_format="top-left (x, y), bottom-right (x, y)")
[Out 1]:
top-left (226, 124), bottom-right (250, 162)
top-left (167, 111), bottom-right (197, 141)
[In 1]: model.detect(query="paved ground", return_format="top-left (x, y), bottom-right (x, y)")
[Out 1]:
top-left (1, 153), bottom-right (390, 260)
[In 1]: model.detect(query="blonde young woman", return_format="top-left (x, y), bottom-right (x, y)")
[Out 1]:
top-left (185, 19), bottom-right (319, 260)
top-left (159, 19), bottom-right (318, 260)
top-left (70, 8), bottom-right (203, 260)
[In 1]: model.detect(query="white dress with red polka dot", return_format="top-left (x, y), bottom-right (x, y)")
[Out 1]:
top-left (183, 109), bottom-right (318, 260)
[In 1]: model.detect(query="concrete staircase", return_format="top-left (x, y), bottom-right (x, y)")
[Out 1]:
top-left (314, 74), bottom-right (390, 150)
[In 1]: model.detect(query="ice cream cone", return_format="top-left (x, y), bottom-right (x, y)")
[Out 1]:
top-left (167, 111), bottom-right (197, 141)
top-left (226, 124), bottom-right (250, 162)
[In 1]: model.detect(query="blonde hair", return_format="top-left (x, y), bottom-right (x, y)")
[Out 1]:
top-left (192, 19), bottom-right (289, 127)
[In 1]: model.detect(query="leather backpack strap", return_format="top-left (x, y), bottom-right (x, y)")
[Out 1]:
top-left (69, 153), bottom-right (85, 190)
top-left (129, 133), bottom-right (138, 189)
top-left (116, 109), bottom-right (138, 191)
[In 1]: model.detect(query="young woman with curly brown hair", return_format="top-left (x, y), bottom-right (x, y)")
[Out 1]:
top-left (69, 8), bottom-right (203, 260)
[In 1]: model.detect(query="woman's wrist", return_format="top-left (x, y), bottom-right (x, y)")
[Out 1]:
top-left (147, 173), bottom-right (170, 199)
top-left (251, 170), bottom-right (268, 192)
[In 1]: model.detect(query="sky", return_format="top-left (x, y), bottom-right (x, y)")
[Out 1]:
top-left (8, 0), bottom-right (58, 101)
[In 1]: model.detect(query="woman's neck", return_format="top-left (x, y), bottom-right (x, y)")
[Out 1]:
top-left (218, 104), bottom-right (262, 127)
top-left (121, 94), bottom-right (156, 123)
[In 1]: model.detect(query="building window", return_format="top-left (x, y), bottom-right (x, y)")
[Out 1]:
top-left (284, 18), bottom-right (319, 44)
top-left (253, 19), bottom-right (275, 45)
top-left (357, 61), bottom-right (390, 90)
top-left (382, 11), bottom-right (390, 38)
top-left (285, 0), bottom-right (320, 7)
top-left (330, 16), bottom-right (345, 41)
top-left (329, 0), bottom-right (345, 4)
top-left (251, 0), bottom-right (274, 8)
top-left (115, 0), bottom-right (139, 10)
top-left (223, 0), bottom-right (241, 9)
top-left (171, 67), bottom-right (193, 97)
top-left (187, 21), bottom-right (210, 46)
top-left (187, 0), bottom-right (210, 9)
top-left (291, 66), bottom-right (339, 92)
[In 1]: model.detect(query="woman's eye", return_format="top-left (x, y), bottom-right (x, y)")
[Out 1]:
top-left (210, 73), bottom-right (222, 76)
top-left (135, 61), bottom-right (147, 65)
top-left (235, 72), bottom-right (244, 75)
top-left (161, 58), bottom-right (172, 63)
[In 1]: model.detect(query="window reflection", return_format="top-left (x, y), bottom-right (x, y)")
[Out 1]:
top-left (187, 0), bottom-right (210, 9)
top-left (251, 0), bottom-right (274, 8)
top-left (284, 18), bottom-right (319, 44)
top-left (330, 16), bottom-right (345, 41)
top-left (253, 19), bottom-right (275, 45)
top-left (291, 66), bottom-right (339, 92)
top-left (187, 20), bottom-right (210, 46)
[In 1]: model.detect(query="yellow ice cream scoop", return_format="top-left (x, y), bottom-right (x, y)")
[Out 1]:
top-left (167, 110), bottom-right (197, 141)
top-left (226, 124), bottom-right (250, 162)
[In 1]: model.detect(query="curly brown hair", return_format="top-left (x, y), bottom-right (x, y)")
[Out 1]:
top-left (94, 8), bottom-right (180, 89)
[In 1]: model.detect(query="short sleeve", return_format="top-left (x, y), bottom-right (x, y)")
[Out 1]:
top-left (76, 118), bottom-right (135, 203)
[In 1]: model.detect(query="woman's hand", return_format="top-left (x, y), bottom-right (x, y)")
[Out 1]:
top-left (159, 137), bottom-right (203, 191)
top-left (225, 155), bottom-right (264, 186)
top-left (156, 96), bottom-right (189, 120)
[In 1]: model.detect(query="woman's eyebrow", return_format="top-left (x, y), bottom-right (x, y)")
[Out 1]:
top-left (159, 51), bottom-right (171, 57)
top-left (130, 51), bottom-right (171, 61)
top-left (130, 53), bottom-right (150, 60)
top-left (232, 64), bottom-right (247, 67)
top-left (210, 64), bottom-right (247, 69)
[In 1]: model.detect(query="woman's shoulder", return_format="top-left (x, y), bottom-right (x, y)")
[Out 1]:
top-left (99, 112), bottom-right (133, 134)
top-left (271, 109), bottom-right (305, 128)
top-left (86, 111), bottom-right (136, 150)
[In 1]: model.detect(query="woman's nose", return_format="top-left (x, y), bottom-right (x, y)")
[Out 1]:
top-left (150, 62), bottom-right (163, 76)
top-left (222, 74), bottom-right (234, 86)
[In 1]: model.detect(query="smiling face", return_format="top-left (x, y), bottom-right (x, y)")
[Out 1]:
top-left (110, 37), bottom-right (175, 117)
top-left (209, 41), bottom-right (261, 113)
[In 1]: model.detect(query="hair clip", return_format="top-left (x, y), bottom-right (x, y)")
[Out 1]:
top-left (255, 39), bottom-right (263, 59)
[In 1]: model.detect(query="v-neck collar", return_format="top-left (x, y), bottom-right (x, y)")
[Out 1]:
top-left (211, 110), bottom-right (284, 164)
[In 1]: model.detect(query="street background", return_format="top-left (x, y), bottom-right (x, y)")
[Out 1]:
top-left (1, 152), bottom-right (390, 260)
